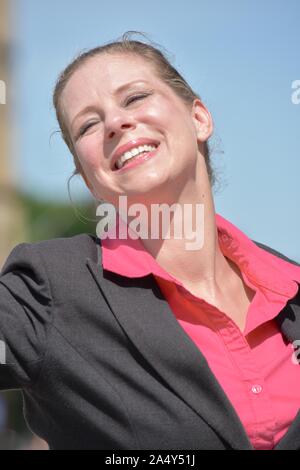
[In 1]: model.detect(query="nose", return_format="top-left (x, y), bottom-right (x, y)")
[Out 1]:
top-left (104, 108), bottom-right (136, 140)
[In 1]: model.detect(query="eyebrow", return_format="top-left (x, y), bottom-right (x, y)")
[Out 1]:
top-left (70, 79), bottom-right (150, 130)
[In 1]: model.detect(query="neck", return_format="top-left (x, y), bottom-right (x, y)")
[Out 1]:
top-left (128, 167), bottom-right (236, 301)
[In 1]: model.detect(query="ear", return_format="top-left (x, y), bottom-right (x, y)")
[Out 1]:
top-left (191, 99), bottom-right (213, 143)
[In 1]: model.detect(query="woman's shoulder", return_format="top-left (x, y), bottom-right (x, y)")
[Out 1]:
top-left (1, 233), bottom-right (101, 277)
top-left (32, 232), bottom-right (100, 259)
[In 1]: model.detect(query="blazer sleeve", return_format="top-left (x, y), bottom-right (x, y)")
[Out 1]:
top-left (0, 243), bottom-right (52, 391)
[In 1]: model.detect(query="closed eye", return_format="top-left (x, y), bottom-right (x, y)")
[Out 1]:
top-left (78, 121), bottom-right (98, 138)
top-left (125, 93), bottom-right (150, 106)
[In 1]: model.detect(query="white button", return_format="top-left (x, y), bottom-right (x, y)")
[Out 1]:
top-left (251, 384), bottom-right (263, 394)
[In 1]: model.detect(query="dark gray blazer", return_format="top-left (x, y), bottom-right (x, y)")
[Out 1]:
top-left (0, 234), bottom-right (300, 450)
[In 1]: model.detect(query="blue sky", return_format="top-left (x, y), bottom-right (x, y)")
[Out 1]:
top-left (7, 0), bottom-right (300, 260)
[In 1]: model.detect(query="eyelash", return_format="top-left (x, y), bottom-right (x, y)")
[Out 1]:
top-left (78, 121), bottom-right (96, 137)
top-left (125, 92), bottom-right (150, 106)
top-left (78, 93), bottom-right (151, 138)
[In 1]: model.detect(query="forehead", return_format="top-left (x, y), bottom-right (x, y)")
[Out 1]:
top-left (61, 53), bottom-right (160, 115)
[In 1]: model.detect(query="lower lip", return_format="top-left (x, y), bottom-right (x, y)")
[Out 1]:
top-left (114, 146), bottom-right (159, 174)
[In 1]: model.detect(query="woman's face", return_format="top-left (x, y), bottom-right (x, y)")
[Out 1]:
top-left (61, 53), bottom-right (212, 206)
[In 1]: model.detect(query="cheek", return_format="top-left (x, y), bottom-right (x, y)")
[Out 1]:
top-left (76, 137), bottom-right (102, 172)
top-left (147, 99), bottom-right (193, 139)
top-left (140, 93), bottom-right (176, 126)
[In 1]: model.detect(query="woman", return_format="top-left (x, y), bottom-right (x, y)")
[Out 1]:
top-left (1, 33), bottom-right (300, 450)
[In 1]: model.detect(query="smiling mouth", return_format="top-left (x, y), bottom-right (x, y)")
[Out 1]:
top-left (112, 143), bottom-right (160, 171)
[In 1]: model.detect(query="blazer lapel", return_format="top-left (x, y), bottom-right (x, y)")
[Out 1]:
top-left (275, 284), bottom-right (300, 343)
top-left (86, 255), bottom-right (253, 450)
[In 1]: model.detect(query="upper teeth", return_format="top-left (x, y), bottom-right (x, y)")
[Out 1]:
top-left (115, 144), bottom-right (157, 169)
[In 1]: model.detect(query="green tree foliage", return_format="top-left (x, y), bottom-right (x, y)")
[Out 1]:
top-left (22, 193), bottom-right (97, 242)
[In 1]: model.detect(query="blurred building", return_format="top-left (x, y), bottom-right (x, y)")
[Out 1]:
top-left (0, 0), bottom-right (48, 451)
top-left (0, 0), bottom-right (27, 266)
